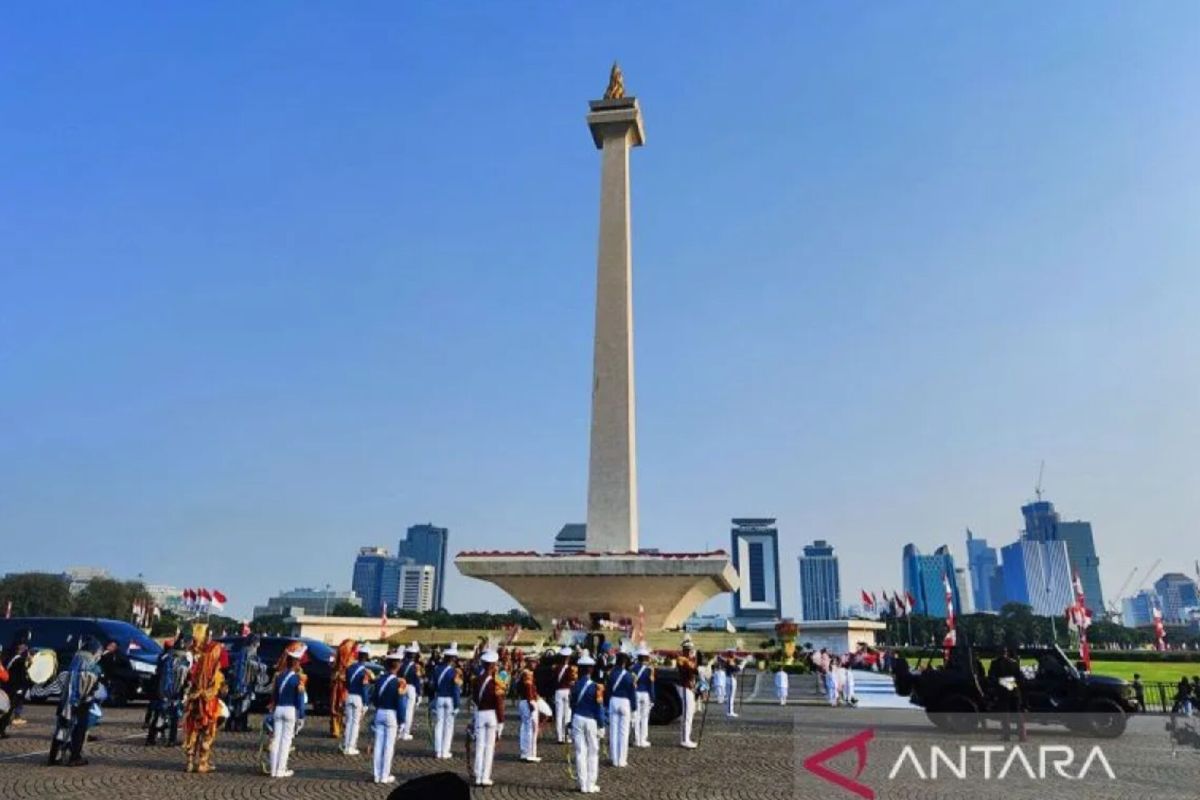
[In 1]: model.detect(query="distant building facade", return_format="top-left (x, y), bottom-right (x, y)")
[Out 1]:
top-left (965, 530), bottom-right (1003, 612)
top-left (1121, 590), bottom-right (1157, 628)
top-left (798, 539), bottom-right (842, 621)
top-left (954, 567), bottom-right (974, 615)
top-left (253, 587), bottom-right (361, 620)
top-left (999, 538), bottom-right (1073, 617)
top-left (398, 524), bottom-right (449, 611)
top-left (553, 524), bottom-right (587, 554)
top-left (1154, 573), bottom-right (1200, 624)
top-left (729, 518), bottom-right (782, 627)
top-left (1020, 500), bottom-right (1104, 612)
top-left (902, 544), bottom-right (961, 619)
top-left (398, 562), bottom-right (436, 613)
top-left (352, 547), bottom-right (404, 617)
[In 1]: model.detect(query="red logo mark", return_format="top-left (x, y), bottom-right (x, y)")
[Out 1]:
top-left (802, 728), bottom-right (875, 799)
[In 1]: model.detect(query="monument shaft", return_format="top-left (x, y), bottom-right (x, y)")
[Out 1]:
top-left (586, 97), bottom-right (645, 553)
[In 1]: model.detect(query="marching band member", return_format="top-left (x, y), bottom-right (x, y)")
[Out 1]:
top-left (399, 642), bottom-right (422, 741)
top-left (724, 649), bottom-right (741, 718)
top-left (4, 629), bottom-right (32, 729)
top-left (341, 646), bottom-right (373, 755)
top-left (329, 639), bottom-right (357, 739)
top-left (605, 650), bottom-right (635, 767)
top-left (632, 645), bottom-right (655, 748)
top-left (570, 650), bottom-right (606, 794)
top-left (774, 664), bottom-right (789, 706)
top-left (554, 646), bottom-right (576, 744)
top-left (48, 638), bottom-right (105, 767)
top-left (268, 642), bottom-right (306, 778)
top-left (430, 642), bottom-right (462, 759)
top-left (711, 655), bottom-right (727, 705)
top-left (0, 643), bottom-right (10, 739)
top-left (146, 636), bottom-right (190, 746)
top-left (225, 634), bottom-right (263, 733)
top-left (471, 650), bottom-right (504, 787)
top-left (371, 649), bottom-right (407, 784)
top-left (676, 639), bottom-right (699, 749)
top-left (182, 625), bottom-right (226, 773)
top-left (517, 651), bottom-right (542, 762)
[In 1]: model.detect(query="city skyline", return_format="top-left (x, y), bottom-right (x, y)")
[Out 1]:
top-left (3, 5), bottom-right (1198, 621)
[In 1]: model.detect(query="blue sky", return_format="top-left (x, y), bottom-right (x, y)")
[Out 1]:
top-left (2, 4), bottom-right (1198, 620)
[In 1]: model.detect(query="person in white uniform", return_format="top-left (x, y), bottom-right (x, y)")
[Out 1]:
top-left (632, 645), bottom-right (655, 748)
top-left (398, 642), bottom-right (422, 741)
top-left (470, 649), bottom-right (504, 787)
top-left (341, 646), bottom-right (373, 755)
top-left (570, 651), bottom-right (605, 793)
top-left (553, 646), bottom-right (576, 744)
top-left (774, 666), bottom-right (789, 706)
top-left (268, 641), bottom-right (307, 778)
top-left (516, 651), bottom-right (543, 762)
top-left (430, 643), bottom-right (463, 759)
top-left (605, 650), bottom-right (636, 767)
top-left (370, 649), bottom-right (406, 784)
top-left (724, 650), bottom-right (741, 718)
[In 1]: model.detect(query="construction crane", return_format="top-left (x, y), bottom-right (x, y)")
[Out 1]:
top-left (1134, 558), bottom-right (1162, 593)
top-left (1107, 566), bottom-right (1139, 615)
top-left (1035, 460), bottom-right (1045, 502)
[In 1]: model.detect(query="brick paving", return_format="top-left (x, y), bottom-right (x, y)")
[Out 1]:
top-left (1, 702), bottom-right (1197, 799)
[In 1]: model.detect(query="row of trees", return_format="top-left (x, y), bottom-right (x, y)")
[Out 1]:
top-left (876, 601), bottom-right (1200, 649)
top-left (0, 572), bottom-right (156, 621)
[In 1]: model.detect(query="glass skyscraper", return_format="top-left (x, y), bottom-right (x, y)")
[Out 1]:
top-left (398, 523), bottom-right (449, 612)
top-left (798, 540), bottom-right (842, 621)
top-left (351, 546), bottom-right (402, 616)
top-left (1153, 573), bottom-right (1199, 623)
top-left (1020, 500), bottom-right (1104, 612)
top-left (965, 529), bottom-right (1002, 612)
top-left (901, 543), bottom-right (961, 619)
top-left (999, 538), bottom-right (1073, 617)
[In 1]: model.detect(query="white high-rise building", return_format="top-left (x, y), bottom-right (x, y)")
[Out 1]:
top-left (954, 567), bottom-right (975, 615)
top-left (398, 563), bottom-right (435, 613)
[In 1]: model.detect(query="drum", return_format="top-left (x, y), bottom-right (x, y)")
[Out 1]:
top-left (0, 688), bottom-right (10, 715)
top-left (28, 650), bottom-right (58, 685)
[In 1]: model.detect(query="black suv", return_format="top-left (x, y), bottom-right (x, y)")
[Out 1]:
top-left (0, 617), bottom-right (162, 706)
top-left (894, 642), bottom-right (1138, 737)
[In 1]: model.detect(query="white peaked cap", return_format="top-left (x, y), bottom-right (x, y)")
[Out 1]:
top-left (405, 641), bottom-right (420, 654)
top-left (636, 645), bottom-right (651, 657)
top-left (577, 649), bottom-right (595, 667)
top-left (558, 646), bottom-right (573, 657)
top-left (481, 650), bottom-right (499, 664)
top-left (385, 647), bottom-right (406, 660)
top-left (443, 642), bottom-right (459, 657)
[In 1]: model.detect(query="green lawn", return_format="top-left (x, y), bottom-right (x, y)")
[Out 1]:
top-left (1089, 659), bottom-right (1199, 685)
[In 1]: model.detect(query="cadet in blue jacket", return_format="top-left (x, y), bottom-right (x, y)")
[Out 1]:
top-left (371, 649), bottom-right (408, 784)
top-left (570, 651), bottom-right (606, 794)
top-left (632, 645), bottom-right (655, 749)
top-left (268, 642), bottom-right (306, 779)
top-left (340, 646), bottom-right (373, 756)
top-left (430, 643), bottom-right (462, 759)
top-left (605, 650), bottom-right (637, 767)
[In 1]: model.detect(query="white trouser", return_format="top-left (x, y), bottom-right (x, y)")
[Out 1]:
top-left (472, 709), bottom-right (498, 784)
top-left (269, 706), bottom-right (296, 777)
top-left (571, 715), bottom-right (600, 792)
top-left (554, 688), bottom-right (572, 742)
top-left (841, 670), bottom-right (855, 703)
top-left (401, 685), bottom-right (418, 738)
top-left (827, 671), bottom-right (840, 706)
top-left (433, 697), bottom-right (456, 758)
top-left (342, 695), bottom-right (363, 751)
top-left (678, 686), bottom-right (696, 745)
top-left (373, 708), bottom-right (397, 782)
top-left (727, 676), bottom-right (738, 714)
top-left (776, 686), bottom-right (788, 705)
top-left (713, 674), bottom-right (726, 704)
top-left (518, 699), bottom-right (538, 759)
top-left (635, 691), bottom-right (652, 746)
top-left (608, 696), bottom-right (631, 766)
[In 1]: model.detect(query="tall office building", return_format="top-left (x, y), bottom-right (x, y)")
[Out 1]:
top-left (1153, 573), bottom-right (1199, 623)
top-left (901, 544), bottom-right (961, 619)
top-left (729, 518), bottom-right (782, 627)
top-left (1020, 499), bottom-right (1104, 612)
top-left (954, 567), bottom-right (974, 615)
top-left (553, 523), bottom-right (587, 554)
top-left (965, 530), bottom-right (1003, 612)
top-left (1121, 590), bottom-right (1157, 628)
top-left (398, 562), bottom-right (436, 613)
top-left (351, 547), bottom-right (403, 617)
top-left (398, 523), bottom-right (449, 611)
top-left (798, 540), bottom-right (842, 621)
top-left (999, 538), bottom-right (1073, 617)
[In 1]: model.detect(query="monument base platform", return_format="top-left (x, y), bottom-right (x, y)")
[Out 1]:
top-left (455, 551), bottom-right (738, 631)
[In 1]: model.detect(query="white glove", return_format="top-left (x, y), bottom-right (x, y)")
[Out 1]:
top-left (497, 723), bottom-right (504, 738)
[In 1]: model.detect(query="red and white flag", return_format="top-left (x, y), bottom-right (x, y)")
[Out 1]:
top-left (198, 588), bottom-right (213, 612)
top-left (1152, 605), bottom-right (1167, 651)
top-left (210, 590), bottom-right (227, 612)
top-left (942, 573), bottom-right (957, 658)
top-left (380, 602), bottom-right (389, 640)
top-left (905, 591), bottom-right (917, 613)
top-left (1066, 570), bottom-right (1092, 669)
top-left (860, 589), bottom-right (875, 609)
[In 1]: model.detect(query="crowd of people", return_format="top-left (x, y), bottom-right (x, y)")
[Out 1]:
top-left (0, 624), bottom-right (759, 793)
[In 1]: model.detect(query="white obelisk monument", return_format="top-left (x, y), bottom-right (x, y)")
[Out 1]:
top-left (585, 63), bottom-right (645, 554)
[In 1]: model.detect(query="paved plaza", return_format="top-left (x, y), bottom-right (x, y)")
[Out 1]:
top-left (2, 700), bottom-right (1198, 799)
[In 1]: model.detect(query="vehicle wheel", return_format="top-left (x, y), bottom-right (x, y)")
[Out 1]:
top-left (649, 689), bottom-right (682, 726)
top-left (927, 694), bottom-right (979, 734)
top-left (1082, 698), bottom-right (1127, 738)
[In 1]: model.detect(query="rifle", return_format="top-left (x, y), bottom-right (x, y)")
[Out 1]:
top-left (694, 684), bottom-right (711, 746)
